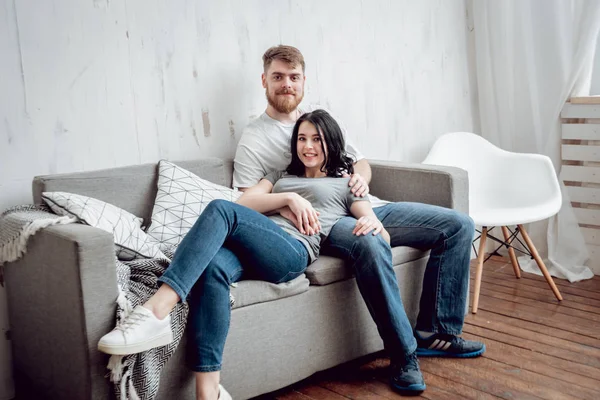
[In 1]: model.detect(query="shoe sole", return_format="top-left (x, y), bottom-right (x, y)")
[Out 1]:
top-left (98, 331), bottom-right (174, 355)
top-left (416, 344), bottom-right (486, 358)
top-left (390, 382), bottom-right (426, 394)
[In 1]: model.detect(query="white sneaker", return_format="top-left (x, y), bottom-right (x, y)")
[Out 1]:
top-left (218, 385), bottom-right (232, 400)
top-left (98, 305), bottom-right (173, 355)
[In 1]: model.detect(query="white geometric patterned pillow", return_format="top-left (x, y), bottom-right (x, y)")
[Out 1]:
top-left (147, 160), bottom-right (242, 250)
top-left (41, 191), bottom-right (167, 261)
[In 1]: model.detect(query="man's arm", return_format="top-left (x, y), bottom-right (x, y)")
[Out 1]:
top-left (353, 159), bottom-right (372, 183)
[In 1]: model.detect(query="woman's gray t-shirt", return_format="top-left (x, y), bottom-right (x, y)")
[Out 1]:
top-left (263, 171), bottom-right (369, 263)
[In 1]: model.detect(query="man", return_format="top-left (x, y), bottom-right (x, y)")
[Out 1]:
top-left (233, 45), bottom-right (485, 394)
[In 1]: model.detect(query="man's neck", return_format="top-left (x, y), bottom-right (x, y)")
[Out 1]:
top-left (265, 106), bottom-right (300, 125)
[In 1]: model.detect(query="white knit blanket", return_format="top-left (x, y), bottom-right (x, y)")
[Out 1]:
top-left (0, 205), bottom-right (189, 400)
top-left (0, 204), bottom-right (76, 265)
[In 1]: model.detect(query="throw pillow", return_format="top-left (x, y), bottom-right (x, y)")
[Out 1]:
top-left (147, 160), bottom-right (242, 250)
top-left (42, 191), bottom-right (166, 261)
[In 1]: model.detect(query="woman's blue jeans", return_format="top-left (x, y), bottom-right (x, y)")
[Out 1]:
top-left (158, 199), bottom-right (309, 372)
top-left (322, 202), bottom-right (474, 361)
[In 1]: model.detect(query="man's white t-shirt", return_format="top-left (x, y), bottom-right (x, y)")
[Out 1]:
top-left (233, 105), bottom-right (388, 207)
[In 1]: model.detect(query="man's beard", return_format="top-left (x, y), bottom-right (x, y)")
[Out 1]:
top-left (266, 88), bottom-right (304, 114)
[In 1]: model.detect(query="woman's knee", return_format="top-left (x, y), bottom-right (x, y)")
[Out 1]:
top-left (204, 199), bottom-right (232, 214)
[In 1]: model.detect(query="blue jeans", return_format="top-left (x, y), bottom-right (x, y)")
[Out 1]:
top-left (322, 202), bottom-right (474, 360)
top-left (158, 199), bottom-right (309, 372)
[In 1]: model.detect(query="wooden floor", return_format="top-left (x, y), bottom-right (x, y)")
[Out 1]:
top-left (253, 257), bottom-right (600, 400)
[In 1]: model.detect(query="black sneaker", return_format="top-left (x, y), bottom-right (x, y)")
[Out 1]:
top-left (390, 352), bottom-right (426, 394)
top-left (415, 332), bottom-right (485, 358)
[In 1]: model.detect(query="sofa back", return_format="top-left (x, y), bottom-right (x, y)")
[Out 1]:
top-left (32, 158), bottom-right (233, 227)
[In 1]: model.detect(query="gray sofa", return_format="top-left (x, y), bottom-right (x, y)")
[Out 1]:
top-left (4, 158), bottom-right (468, 400)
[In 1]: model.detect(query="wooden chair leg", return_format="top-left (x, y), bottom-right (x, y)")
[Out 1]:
top-left (517, 224), bottom-right (563, 301)
top-left (501, 226), bottom-right (521, 278)
top-left (472, 227), bottom-right (488, 314)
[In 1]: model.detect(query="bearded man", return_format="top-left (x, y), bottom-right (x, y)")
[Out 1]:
top-left (233, 45), bottom-right (485, 395)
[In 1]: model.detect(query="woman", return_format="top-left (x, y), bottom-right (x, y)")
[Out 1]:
top-left (98, 109), bottom-right (390, 400)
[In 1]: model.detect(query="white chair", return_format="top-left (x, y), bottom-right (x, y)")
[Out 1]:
top-left (423, 132), bottom-right (563, 313)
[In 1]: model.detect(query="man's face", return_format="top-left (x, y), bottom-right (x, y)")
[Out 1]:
top-left (262, 60), bottom-right (305, 114)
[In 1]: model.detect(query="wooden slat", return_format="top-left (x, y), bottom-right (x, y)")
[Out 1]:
top-left (574, 207), bottom-right (600, 225)
top-left (562, 144), bottom-right (600, 161)
top-left (588, 243), bottom-right (600, 275)
top-left (567, 186), bottom-right (600, 205)
top-left (561, 103), bottom-right (600, 118)
top-left (562, 123), bottom-right (600, 140)
top-left (569, 96), bottom-right (600, 104)
top-left (561, 165), bottom-right (600, 183)
top-left (581, 226), bottom-right (600, 246)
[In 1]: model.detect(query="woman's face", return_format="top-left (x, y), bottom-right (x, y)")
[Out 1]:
top-left (297, 120), bottom-right (327, 175)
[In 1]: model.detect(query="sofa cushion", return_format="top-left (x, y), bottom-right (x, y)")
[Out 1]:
top-left (230, 274), bottom-right (310, 309)
top-left (41, 191), bottom-right (166, 260)
top-left (147, 160), bottom-right (242, 250)
top-left (305, 246), bottom-right (429, 286)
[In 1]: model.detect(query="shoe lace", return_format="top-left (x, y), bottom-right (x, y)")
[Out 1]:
top-left (397, 352), bottom-right (420, 373)
top-left (449, 335), bottom-right (467, 349)
top-left (116, 311), bottom-right (148, 333)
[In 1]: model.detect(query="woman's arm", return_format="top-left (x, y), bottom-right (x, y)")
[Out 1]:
top-left (236, 179), bottom-right (321, 235)
top-left (349, 201), bottom-right (390, 244)
top-left (236, 179), bottom-right (290, 213)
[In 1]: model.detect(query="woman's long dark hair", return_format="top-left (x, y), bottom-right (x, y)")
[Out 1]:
top-left (286, 109), bottom-right (355, 177)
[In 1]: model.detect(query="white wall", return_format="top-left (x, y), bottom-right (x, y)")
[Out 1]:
top-left (591, 33), bottom-right (600, 95)
top-left (0, 1), bottom-right (478, 398)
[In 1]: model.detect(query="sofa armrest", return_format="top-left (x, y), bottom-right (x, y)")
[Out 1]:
top-left (4, 224), bottom-right (117, 400)
top-left (369, 159), bottom-right (469, 213)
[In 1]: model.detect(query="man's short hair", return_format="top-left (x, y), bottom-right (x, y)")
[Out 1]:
top-left (262, 45), bottom-right (305, 73)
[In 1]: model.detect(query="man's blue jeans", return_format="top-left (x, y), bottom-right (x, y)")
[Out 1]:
top-left (158, 200), bottom-right (309, 372)
top-left (322, 202), bottom-right (474, 360)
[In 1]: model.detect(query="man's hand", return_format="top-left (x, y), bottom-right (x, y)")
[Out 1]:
top-left (344, 172), bottom-right (370, 197)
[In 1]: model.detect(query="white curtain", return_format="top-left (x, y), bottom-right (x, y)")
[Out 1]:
top-left (471, 0), bottom-right (600, 281)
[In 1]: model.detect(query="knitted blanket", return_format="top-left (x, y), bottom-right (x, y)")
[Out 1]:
top-left (0, 205), bottom-right (188, 400)
top-left (0, 204), bottom-right (76, 266)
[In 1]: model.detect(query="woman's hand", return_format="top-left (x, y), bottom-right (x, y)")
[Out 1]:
top-left (287, 193), bottom-right (321, 235)
top-left (380, 228), bottom-right (391, 245)
top-left (352, 216), bottom-right (385, 238)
